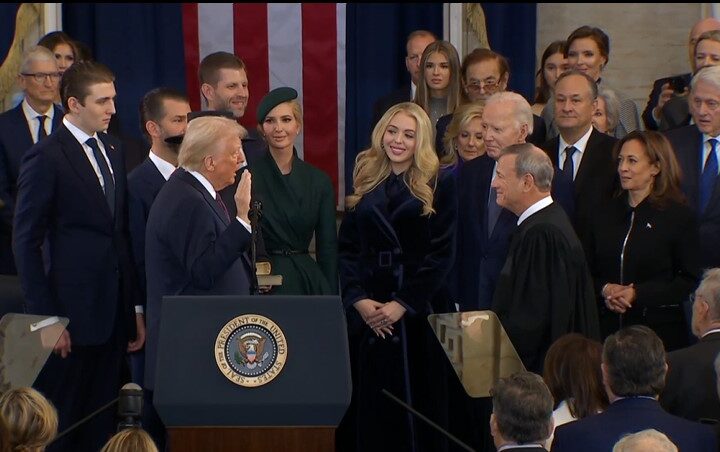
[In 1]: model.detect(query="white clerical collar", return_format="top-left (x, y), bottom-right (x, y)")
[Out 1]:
top-left (498, 443), bottom-right (545, 451)
top-left (187, 170), bottom-right (216, 199)
top-left (148, 151), bottom-right (176, 181)
top-left (517, 195), bottom-right (553, 225)
top-left (702, 328), bottom-right (720, 338)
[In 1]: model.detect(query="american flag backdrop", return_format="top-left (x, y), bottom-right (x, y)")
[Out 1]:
top-left (181, 3), bottom-right (347, 204)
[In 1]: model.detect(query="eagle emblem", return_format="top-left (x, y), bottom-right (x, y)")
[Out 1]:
top-left (235, 332), bottom-right (270, 369)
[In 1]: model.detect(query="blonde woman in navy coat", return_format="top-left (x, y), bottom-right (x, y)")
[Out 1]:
top-left (338, 102), bottom-right (457, 452)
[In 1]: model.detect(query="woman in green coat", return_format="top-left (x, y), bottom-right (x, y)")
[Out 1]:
top-left (252, 87), bottom-right (338, 295)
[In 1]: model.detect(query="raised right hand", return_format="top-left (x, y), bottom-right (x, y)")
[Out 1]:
top-left (234, 170), bottom-right (252, 223)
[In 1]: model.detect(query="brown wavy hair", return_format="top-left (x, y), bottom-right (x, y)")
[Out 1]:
top-left (543, 333), bottom-right (609, 419)
top-left (534, 40), bottom-right (566, 104)
top-left (414, 41), bottom-right (462, 118)
top-left (346, 102), bottom-right (439, 216)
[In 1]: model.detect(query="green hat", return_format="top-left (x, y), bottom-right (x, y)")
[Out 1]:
top-left (256, 87), bottom-right (298, 124)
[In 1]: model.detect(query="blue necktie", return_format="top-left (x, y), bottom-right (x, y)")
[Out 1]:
top-left (700, 138), bottom-right (718, 213)
top-left (562, 146), bottom-right (577, 181)
top-left (37, 115), bottom-right (47, 141)
top-left (86, 138), bottom-right (115, 216)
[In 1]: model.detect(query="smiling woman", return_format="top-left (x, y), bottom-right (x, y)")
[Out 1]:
top-left (251, 86), bottom-right (338, 297)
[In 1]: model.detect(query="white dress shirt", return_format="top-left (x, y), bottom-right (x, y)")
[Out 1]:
top-left (702, 133), bottom-right (720, 176)
top-left (63, 117), bottom-right (114, 190)
top-left (148, 151), bottom-right (176, 181)
top-left (21, 100), bottom-right (54, 143)
top-left (558, 125), bottom-right (593, 180)
top-left (188, 170), bottom-right (251, 233)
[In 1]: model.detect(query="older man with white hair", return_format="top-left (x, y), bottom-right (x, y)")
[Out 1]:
top-left (490, 143), bottom-right (599, 372)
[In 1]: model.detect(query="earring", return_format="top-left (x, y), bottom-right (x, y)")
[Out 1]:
top-left (381, 143), bottom-right (385, 151)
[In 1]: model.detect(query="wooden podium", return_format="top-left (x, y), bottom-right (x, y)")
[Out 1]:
top-left (153, 296), bottom-right (351, 452)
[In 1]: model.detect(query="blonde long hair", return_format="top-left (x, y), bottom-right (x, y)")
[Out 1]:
top-left (346, 102), bottom-right (439, 216)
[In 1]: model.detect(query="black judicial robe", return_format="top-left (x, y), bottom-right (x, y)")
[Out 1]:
top-left (492, 201), bottom-right (599, 373)
top-left (338, 169), bottom-right (457, 452)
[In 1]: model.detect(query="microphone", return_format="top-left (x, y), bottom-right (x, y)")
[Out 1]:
top-left (117, 382), bottom-right (143, 431)
top-left (382, 389), bottom-right (476, 452)
top-left (50, 383), bottom-right (144, 444)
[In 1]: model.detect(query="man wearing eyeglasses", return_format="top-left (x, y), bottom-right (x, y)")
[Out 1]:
top-left (665, 65), bottom-right (720, 272)
top-left (435, 48), bottom-right (546, 155)
top-left (660, 267), bottom-right (720, 425)
top-left (0, 46), bottom-right (63, 275)
top-left (371, 30), bottom-right (437, 128)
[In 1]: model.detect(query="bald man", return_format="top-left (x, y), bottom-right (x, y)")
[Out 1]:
top-left (643, 17), bottom-right (720, 130)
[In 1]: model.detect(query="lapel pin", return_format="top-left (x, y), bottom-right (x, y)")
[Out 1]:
top-left (646, 222), bottom-right (652, 229)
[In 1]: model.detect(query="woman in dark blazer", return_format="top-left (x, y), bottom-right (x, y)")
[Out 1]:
top-left (338, 102), bottom-right (457, 452)
top-left (583, 131), bottom-right (700, 351)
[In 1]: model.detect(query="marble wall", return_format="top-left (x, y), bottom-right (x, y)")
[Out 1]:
top-left (536, 3), bottom-right (705, 116)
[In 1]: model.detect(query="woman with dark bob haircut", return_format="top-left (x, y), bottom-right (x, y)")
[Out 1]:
top-left (543, 333), bottom-right (608, 447)
top-left (582, 131), bottom-right (700, 351)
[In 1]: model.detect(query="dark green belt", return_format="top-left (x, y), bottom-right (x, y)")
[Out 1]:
top-left (268, 249), bottom-right (309, 256)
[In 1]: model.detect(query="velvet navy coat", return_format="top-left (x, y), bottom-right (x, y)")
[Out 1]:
top-left (338, 169), bottom-right (457, 452)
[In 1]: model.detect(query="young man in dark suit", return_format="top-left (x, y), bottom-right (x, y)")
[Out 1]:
top-left (13, 60), bottom-right (143, 451)
top-left (541, 70), bottom-right (617, 240)
top-left (0, 46), bottom-right (63, 274)
top-left (552, 326), bottom-right (717, 452)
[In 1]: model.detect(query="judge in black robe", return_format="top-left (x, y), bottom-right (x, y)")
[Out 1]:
top-left (491, 144), bottom-right (599, 373)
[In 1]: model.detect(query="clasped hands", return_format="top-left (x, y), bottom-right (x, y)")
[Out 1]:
top-left (602, 283), bottom-right (637, 314)
top-left (354, 298), bottom-right (407, 339)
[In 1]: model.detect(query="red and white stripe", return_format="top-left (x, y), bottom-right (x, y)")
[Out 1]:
top-left (182, 3), bottom-right (346, 204)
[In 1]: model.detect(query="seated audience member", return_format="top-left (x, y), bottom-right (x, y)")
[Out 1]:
top-left (643, 18), bottom-right (720, 131)
top-left (436, 48), bottom-right (546, 153)
top-left (414, 40), bottom-right (462, 125)
top-left (664, 65), bottom-right (720, 271)
top-left (584, 131), bottom-right (699, 351)
top-left (659, 30), bottom-right (720, 131)
top-left (0, 387), bottom-right (58, 452)
top-left (613, 429), bottom-right (678, 452)
top-left (660, 268), bottom-right (720, 423)
top-left (441, 102), bottom-right (484, 166)
top-left (372, 30), bottom-right (437, 128)
top-left (594, 87), bottom-right (622, 136)
top-left (100, 428), bottom-right (158, 452)
top-left (489, 371), bottom-right (554, 451)
top-left (532, 40), bottom-right (569, 116)
top-left (543, 25), bottom-right (640, 139)
top-left (542, 333), bottom-right (608, 447)
top-left (551, 325), bottom-right (717, 452)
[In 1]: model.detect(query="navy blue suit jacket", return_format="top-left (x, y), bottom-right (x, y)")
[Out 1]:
top-left (552, 397), bottom-right (717, 452)
top-left (665, 125), bottom-right (720, 268)
top-left (0, 103), bottom-right (63, 228)
top-left (127, 156), bottom-right (167, 308)
top-left (144, 168), bottom-right (252, 389)
top-left (454, 155), bottom-right (574, 310)
top-left (13, 124), bottom-right (137, 345)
